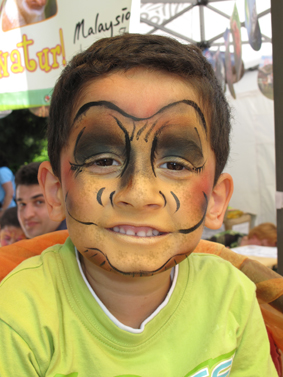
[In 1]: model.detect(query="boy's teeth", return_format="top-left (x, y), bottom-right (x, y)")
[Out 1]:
top-left (112, 226), bottom-right (160, 237)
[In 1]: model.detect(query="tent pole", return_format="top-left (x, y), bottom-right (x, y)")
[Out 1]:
top-left (271, 0), bottom-right (283, 275)
top-left (199, 5), bottom-right (205, 42)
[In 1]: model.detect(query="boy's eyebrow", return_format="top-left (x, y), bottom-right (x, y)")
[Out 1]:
top-left (72, 100), bottom-right (207, 134)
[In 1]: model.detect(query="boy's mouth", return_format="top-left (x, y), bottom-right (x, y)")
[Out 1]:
top-left (109, 225), bottom-right (165, 237)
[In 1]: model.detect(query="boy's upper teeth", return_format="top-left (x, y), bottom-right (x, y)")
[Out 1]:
top-left (112, 226), bottom-right (161, 237)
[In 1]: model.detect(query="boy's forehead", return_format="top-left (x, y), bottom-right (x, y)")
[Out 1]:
top-left (71, 68), bottom-right (205, 123)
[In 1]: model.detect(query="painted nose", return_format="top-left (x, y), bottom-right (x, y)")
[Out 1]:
top-left (114, 170), bottom-right (165, 210)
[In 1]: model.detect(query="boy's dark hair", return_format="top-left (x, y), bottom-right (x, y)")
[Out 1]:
top-left (0, 207), bottom-right (21, 228)
top-left (15, 162), bottom-right (41, 187)
top-left (48, 33), bottom-right (231, 184)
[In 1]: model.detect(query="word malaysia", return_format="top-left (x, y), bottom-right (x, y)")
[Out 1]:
top-left (74, 7), bottom-right (130, 44)
top-left (0, 29), bottom-right (66, 79)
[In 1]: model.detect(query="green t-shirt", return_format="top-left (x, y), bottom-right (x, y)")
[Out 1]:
top-left (0, 238), bottom-right (278, 377)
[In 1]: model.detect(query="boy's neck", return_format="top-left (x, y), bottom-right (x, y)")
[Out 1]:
top-left (80, 255), bottom-right (172, 329)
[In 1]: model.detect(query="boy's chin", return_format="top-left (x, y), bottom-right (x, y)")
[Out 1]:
top-left (82, 247), bottom-right (193, 277)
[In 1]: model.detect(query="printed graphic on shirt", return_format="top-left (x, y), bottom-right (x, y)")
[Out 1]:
top-left (184, 350), bottom-right (235, 377)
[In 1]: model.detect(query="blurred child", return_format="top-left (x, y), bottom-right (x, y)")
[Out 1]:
top-left (0, 207), bottom-right (26, 246)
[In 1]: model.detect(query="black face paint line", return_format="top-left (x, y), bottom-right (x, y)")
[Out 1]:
top-left (74, 127), bottom-right (86, 163)
top-left (110, 191), bottom-right (115, 207)
top-left (86, 246), bottom-right (188, 276)
top-left (194, 127), bottom-right (202, 152)
top-left (130, 121), bottom-right (136, 141)
top-left (67, 208), bottom-right (98, 226)
top-left (159, 191), bottom-right (167, 207)
top-left (65, 190), bottom-right (97, 225)
top-left (178, 192), bottom-right (208, 234)
top-left (150, 124), bottom-right (168, 177)
top-left (72, 100), bottom-right (207, 135)
top-left (112, 116), bottom-right (131, 178)
top-left (97, 187), bottom-right (105, 206)
top-left (144, 120), bottom-right (158, 142)
top-left (170, 191), bottom-right (180, 213)
top-left (136, 121), bottom-right (148, 141)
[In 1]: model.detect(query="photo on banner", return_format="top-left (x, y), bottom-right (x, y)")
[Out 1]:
top-left (0, 0), bottom-right (132, 111)
top-left (245, 0), bottom-right (262, 51)
top-left (1, 0), bottom-right (58, 31)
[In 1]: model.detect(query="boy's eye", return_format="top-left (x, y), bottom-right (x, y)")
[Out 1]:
top-left (35, 200), bottom-right (44, 206)
top-left (160, 161), bottom-right (188, 171)
top-left (164, 162), bottom-right (184, 171)
top-left (95, 158), bottom-right (119, 166)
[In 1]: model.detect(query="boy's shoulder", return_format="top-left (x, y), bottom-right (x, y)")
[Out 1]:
top-left (188, 245), bottom-right (255, 294)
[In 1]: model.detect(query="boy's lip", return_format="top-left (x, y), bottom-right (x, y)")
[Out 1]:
top-left (107, 224), bottom-right (168, 237)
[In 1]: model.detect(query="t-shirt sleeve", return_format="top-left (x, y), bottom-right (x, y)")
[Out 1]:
top-left (0, 319), bottom-right (42, 376)
top-left (0, 167), bottom-right (13, 185)
top-left (231, 292), bottom-right (279, 376)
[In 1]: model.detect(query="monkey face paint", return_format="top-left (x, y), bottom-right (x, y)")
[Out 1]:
top-left (60, 69), bottom-right (216, 276)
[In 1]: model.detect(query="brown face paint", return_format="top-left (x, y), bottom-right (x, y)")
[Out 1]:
top-left (63, 89), bottom-right (213, 276)
top-left (84, 246), bottom-right (189, 276)
top-left (72, 100), bottom-right (208, 134)
top-left (154, 125), bottom-right (204, 170)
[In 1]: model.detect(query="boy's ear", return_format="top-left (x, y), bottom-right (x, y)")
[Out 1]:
top-left (204, 173), bottom-right (234, 230)
top-left (38, 161), bottom-right (66, 222)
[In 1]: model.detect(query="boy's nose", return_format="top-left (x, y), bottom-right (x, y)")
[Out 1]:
top-left (114, 170), bottom-right (164, 211)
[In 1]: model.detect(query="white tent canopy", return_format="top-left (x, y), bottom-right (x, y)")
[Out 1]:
top-left (130, 0), bottom-right (275, 226)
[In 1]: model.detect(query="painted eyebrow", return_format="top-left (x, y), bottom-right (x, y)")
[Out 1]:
top-left (72, 100), bottom-right (207, 134)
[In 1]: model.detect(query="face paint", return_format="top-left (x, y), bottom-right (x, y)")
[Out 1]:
top-left (60, 69), bottom-right (216, 276)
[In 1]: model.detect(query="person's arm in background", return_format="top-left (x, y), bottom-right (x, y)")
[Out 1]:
top-left (0, 181), bottom-right (15, 216)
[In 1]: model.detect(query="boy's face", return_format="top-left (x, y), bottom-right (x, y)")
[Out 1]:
top-left (0, 225), bottom-right (26, 246)
top-left (60, 68), bottom-right (216, 276)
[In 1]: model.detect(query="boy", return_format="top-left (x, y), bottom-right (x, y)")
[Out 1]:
top-left (0, 34), bottom-right (278, 376)
top-left (0, 207), bottom-right (26, 246)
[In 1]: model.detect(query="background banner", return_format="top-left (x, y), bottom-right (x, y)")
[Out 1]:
top-left (0, 0), bottom-right (132, 110)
